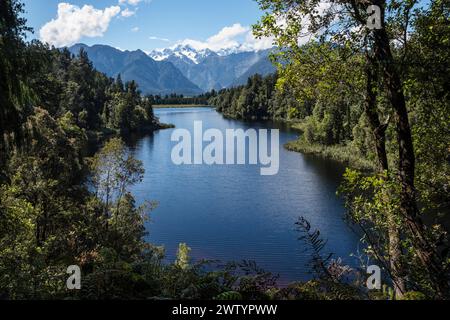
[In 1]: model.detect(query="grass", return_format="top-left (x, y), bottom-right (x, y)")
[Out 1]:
top-left (285, 137), bottom-right (375, 171)
top-left (283, 119), bottom-right (375, 171)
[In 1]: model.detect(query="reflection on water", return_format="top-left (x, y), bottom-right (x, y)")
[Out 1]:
top-left (127, 107), bottom-right (360, 284)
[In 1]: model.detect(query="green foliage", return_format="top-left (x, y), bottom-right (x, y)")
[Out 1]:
top-left (102, 80), bottom-right (161, 133)
top-left (208, 73), bottom-right (290, 121)
top-left (401, 291), bottom-right (428, 301)
top-left (175, 243), bottom-right (192, 271)
top-left (339, 169), bottom-right (401, 230)
top-left (0, 0), bottom-right (32, 147)
top-left (405, 0), bottom-right (450, 215)
top-left (214, 291), bottom-right (243, 300)
top-left (0, 107), bottom-right (92, 299)
top-left (285, 138), bottom-right (374, 171)
top-left (148, 92), bottom-right (214, 106)
top-left (90, 138), bottom-right (144, 208)
top-left (275, 280), bottom-right (363, 301)
top-left (339, 168), bottom-right (448, 297)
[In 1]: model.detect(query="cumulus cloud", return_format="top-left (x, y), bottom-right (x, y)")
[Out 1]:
top-left (131, 27), bottom-right (140, 32)
top-left (40, 3), bottom-right (121, 47)
top-left (177, 23), bottom-right (274, 52)
top-left (206, 23), bottom-right (249, 49)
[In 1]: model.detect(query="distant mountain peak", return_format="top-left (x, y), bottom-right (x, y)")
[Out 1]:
top-left (149, 43), bottom-right (276, 65)
top-left (148, 45), bottom-right (276, 92)
top-left (149, 44), bottom-right (218, 65)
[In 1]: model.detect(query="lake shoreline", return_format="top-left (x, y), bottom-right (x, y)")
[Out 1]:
top-left (214, 108), bottom-right (374, 171)
top-left (284, 138), bottom-right (375, 171)
top-left (152, 104), bottom-right (212, 108)
top-left (86, 121), bottom-right (174, 156)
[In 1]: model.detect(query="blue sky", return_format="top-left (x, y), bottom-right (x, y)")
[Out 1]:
top-left (22, 0), bottom-right (267, 52)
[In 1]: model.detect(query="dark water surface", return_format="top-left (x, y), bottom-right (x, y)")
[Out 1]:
top-left (127, 107), bottom-right (360, 284)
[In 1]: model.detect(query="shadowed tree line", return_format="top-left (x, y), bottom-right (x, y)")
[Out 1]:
top-left (147, 92), bottom-right (215, 106)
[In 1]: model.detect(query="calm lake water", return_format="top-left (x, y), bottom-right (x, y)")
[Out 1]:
top-left (127, 107), bottom-right (360, 284)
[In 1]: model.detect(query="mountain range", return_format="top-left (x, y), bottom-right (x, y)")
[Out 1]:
top-left (149, 44), bottom-right (276, 91)
top-left (68, 44), bottom-right (203, 96)
top-left (68, 43), bottom-right (276, 95)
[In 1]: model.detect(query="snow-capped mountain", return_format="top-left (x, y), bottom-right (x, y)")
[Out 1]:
top-left (149, 45), bottom-right (276, 91)
top-left (66, 43), bottom-right (276, 95)
top-left (150, 44), bottom-right (216, 65)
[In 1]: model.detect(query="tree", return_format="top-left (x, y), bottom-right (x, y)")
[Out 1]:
top-left (175, 243), bottom-right (191, 271)
top-left (90, 138), bottom-right (144, 216)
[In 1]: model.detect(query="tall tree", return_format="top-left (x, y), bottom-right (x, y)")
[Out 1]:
top-left (0, 0), bottom-right (31, 150)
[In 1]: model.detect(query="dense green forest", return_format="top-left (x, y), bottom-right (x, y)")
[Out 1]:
top-left (208, 73), bottom-right (304, 121)
top-left (1, 0), bottom-right (449, 300)
top-left (148, 92), bottom-right (214, 106)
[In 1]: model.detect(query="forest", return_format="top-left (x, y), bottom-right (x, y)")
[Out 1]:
top-left (1, 0), bottom-right (449, 300)
top-left (208, 73), bottom-right (303, 121)
top-left (148, 93), bottom-right (214, 106)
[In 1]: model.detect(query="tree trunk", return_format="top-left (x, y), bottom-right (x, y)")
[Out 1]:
top-left (372, 2), bottom-right (449, 297)
top-left (364, 55), bottom-right (406, 298)
top-left (364, 57), bottom-right (388, 172)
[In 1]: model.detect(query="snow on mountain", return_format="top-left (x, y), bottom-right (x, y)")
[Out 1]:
top-left (149, 43), bottom-right (270, 65)
top-left (149, 44), bottom-right (276, 92)
top-left (149, 44), bottom-right (217, 65)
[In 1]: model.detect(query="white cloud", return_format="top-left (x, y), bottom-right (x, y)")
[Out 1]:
top-left (119, 0), bottom-right (143, 6)
top-left (206, 23), bottom-right (249, 49)
top-left (177, 23), bottom-right (274, 52)
top-left (241, 32), bottom-right (275, 51)
top-left (40, 3), bottom-right (121, 47)
top-left (131, 27), bottom-right (139, 32)
top-left (121, 8), bottom-right (136, 17)
top-left (149, 36), bottom-right (170, 42)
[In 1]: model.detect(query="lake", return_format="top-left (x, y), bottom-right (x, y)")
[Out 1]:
top-left (127, 107), bottom-right (360, 284)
